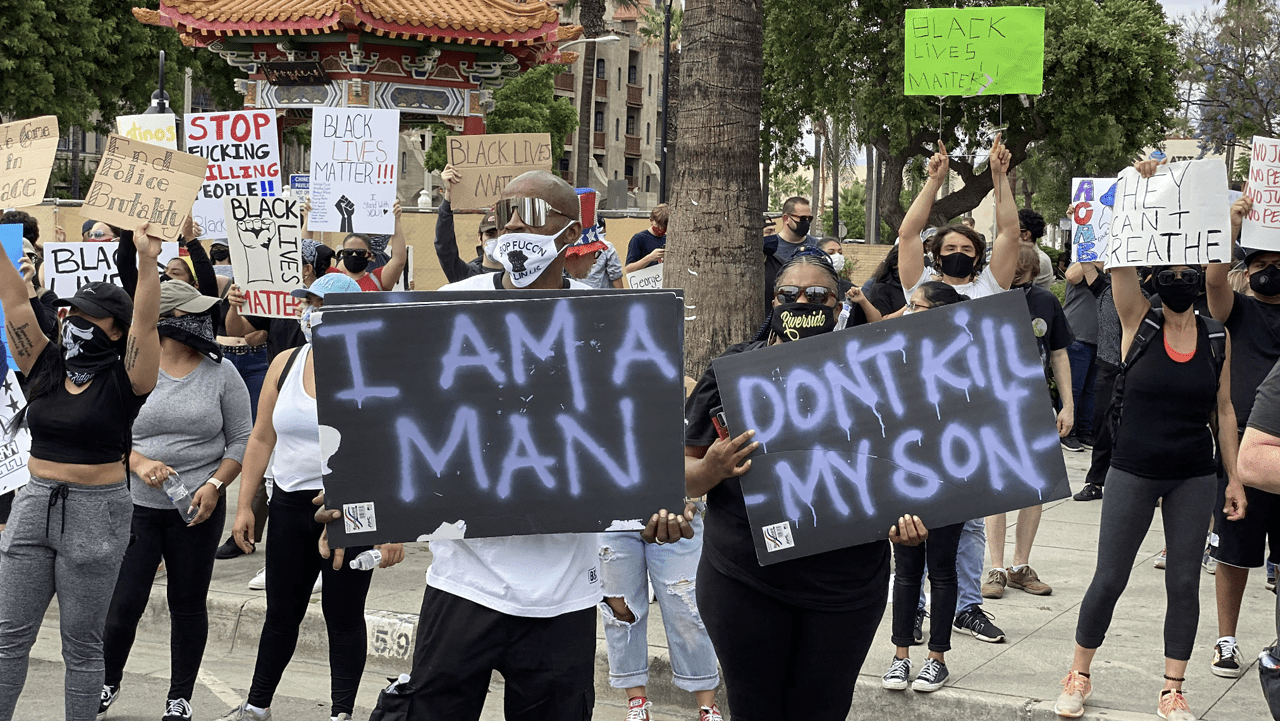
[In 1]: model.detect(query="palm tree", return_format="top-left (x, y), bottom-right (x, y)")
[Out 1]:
top-left (564, 0), bottom-right (639, 189)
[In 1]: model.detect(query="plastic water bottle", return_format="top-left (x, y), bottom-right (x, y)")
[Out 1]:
top-left (349, 549), bottom-right (382, 571)
top-left (161, 473), bottom-right (197, 523)
top-left (834, 301), bottom-right (853, 331)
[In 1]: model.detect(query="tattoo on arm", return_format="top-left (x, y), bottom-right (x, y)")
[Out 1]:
top-left (124, 337), bottom-right (140, 371)
top-left (7, 322), bottom-right (35, 359)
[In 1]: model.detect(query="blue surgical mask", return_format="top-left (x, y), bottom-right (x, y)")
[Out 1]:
top-left (300, 305), bottom-right (316, 343)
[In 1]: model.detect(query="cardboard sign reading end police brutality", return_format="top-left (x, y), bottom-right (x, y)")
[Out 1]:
top-left (83, 135), bottom-right (209, 243)
top-left (0, 116), bottom-right (59, 208)
top-left (713, 293), bottom-right (1071, 565)
top-left (1106, 159), bottom-right (1232, 268)
top-left (310, 290), bottom-right (687, 547)
top-left (447, 133), bottom-right (553, 211)
top-left (224, 196), bottom-right (305, 318)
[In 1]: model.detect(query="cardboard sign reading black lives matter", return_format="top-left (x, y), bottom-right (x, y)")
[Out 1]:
top-left (714, 293), bottom-right (1070, 565)
top-left (311, 289), bottom-right (687, 547)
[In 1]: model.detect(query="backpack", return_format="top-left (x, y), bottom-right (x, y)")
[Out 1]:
top-left (277, 346), bottom-right (304, 393)
top-left (1108, 308), bottom-right (1227, 444)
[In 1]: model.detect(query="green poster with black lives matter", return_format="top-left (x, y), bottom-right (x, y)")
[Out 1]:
top-left (904, 7), bottom-right (1045, 97)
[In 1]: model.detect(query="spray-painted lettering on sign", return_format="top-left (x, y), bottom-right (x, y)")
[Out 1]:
top-left (311, 290), bottom-right (687, 547)
top-left (714, 293), bottom-right (1070, 565)
top-left (223, 196), bottom-right (304, 319)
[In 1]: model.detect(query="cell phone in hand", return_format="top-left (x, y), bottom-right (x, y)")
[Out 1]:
top-left (712, 411), bottom-right (730, 441)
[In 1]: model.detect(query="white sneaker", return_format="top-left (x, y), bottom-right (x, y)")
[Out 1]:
top-left (215, 703), bottom-right (270, 721)
top-left (248, 567), bottom-right (267, 591)
top-left (312, 572), bottom-right (322, 594)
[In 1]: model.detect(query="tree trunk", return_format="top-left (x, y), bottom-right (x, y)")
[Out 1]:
top-left (664, 0), bottom-right (763, 378)
top-left (573, 0), bottom-right (607, 189)
top-left (761, 121), bottom-right (771, 211)
top-left (664, 47), bottom-right (680, 201)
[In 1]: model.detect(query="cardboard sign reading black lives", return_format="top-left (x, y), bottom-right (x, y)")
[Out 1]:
top-left (713, 293), bottom-right (1070, 566)
top-left (312, 289), bottom-right (687, 547)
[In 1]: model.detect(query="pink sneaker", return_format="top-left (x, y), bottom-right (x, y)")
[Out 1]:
top-left (625, 696), bottom-right (651, 721)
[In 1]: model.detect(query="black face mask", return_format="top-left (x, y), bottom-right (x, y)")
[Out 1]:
top-left (210, 247), bottom-right (231, 263)
top-left (790, 217), bottom-right (812, 238)
top-left (1154, 276), bottom-right (1199, 313)
top-left (939, 251), bottom-right (976, 279)
top-left (771, 302), bottom-right (836, 342)
top-left (1250, 265), bottom-right (1280, 297)
top-left (342, 253), bottom-right (370, 274)
top-left (61, 316), bottom-right (119, 385)
top-left (158, 312), bottom-right (222, 362)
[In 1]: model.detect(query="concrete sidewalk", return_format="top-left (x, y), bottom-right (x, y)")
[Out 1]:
top-left (55, 449), bottom-right (1277, 720)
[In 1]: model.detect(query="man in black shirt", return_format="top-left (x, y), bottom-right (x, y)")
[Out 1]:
top-left (1205, 193), bottom-right (1280, 678)
top-left (623, 203), bottom-right (669, 274)
top-left (433, 164), bottom-right (502, 283)
top-left (762, 196), bottom-right (818, 314)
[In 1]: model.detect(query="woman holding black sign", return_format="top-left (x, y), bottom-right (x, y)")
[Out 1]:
top-left (684, 247), bottom-right (929, 720)
top-left (1052, 157), bottom-right (1246, 721)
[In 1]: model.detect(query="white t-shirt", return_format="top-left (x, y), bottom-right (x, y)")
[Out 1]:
top-left (427, 271), bottom-right (603, 617)
top-left (905, 265), bottom-right (1007, 301)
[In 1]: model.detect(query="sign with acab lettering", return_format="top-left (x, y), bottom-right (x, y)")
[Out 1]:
top-left (713, 293), bottom-right (1070, 565)
top-left (43, 241), bottom-right (180, 297)
top-left (184, 111), bottom-right (282, 240)
top-left (83, 135), bottom-right (209, 243)
top-left (223, 196), bottom-right (305, 319)
top-left (447, 133), bottom-right (554, 211)
top-left (311, 289), bottom-right (687, 547)
top-left (115, 114), bottom-right (179, 150)
top-left (903, 7), bottom-right (1045, 97)
top-left (308, 108), bottom-right (400, 235)
top-left (1243, 135), bottom-right (1280, 252)
top-left (1106, 159), bottom-right (1231, 268)
top-left (1070, 177), bottom-right (1116, 263)
top-left (0, 116), bottom-right (59, 208)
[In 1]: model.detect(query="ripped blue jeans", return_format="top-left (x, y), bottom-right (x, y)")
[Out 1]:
top-left (598, 506), bottom-right (719, 693)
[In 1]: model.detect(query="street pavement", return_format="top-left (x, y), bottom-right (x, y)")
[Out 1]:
top-left (26, 449), bottom-right (1280, 720)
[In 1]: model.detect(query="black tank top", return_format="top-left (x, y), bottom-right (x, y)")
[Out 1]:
top-left (1111, 321), bottom-right (1218, 480)
top-left (25, 344), bottom-right (149, 465)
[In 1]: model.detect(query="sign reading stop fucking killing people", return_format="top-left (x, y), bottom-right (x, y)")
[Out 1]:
top-left (713, 293), bottom-right (1070, 566)
top-left (310, 289), bottom-right (688, 547)
top-left (903, 7), bottom-right (1045, 96)
top-left (184, 110), bottom-right (281, 240)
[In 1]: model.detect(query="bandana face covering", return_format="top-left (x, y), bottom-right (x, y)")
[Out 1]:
top-left (61, 316), bottom-right (119, 386)
top-left (770, 302), bottom-right (836, 342)
top-left (158, 312), bottom-right (222, 362)
top-left (493, 226), bottom-right (570, 288)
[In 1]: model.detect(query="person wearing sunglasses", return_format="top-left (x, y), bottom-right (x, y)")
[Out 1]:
top-left (84, 222), bottom-right (119, 243)
top-left (684, 248), bottom-right (930, 719)
top-left (1201, 192), bottom-right (1280, 680)
top-left (435, 164), bottom-right (503, 283)
top-left (1053, 159), bottom-right (1244, 721)
top-left (761, 196), bottom-right (818, 315)
top-left (894, 134), bottom-right (1022, 648)
top-left (326, 201), bottom-right (405, 292)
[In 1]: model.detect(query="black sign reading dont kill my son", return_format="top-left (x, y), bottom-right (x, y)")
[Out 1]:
top-left (312, 289), bottom-right (688, 547)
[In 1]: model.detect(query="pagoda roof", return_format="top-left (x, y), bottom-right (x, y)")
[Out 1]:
top-left (134, 0), bottom-right (564, 45)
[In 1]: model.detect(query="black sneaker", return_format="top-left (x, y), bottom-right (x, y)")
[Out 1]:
top-left (216, 536), bottom-right (246, 560)
top-left (1212, 637), bottom-right (1245, 678)
top-left (913, 607), bottom-right (927, 645)
top-left (1073, 483), bottom-right (1103, 501)
top-left (913, 658), bottom-right (949, 692)
top-left (953, 606), bottom-right (1006, 643)
top-left (1077, 435), bottom-right (1095, 450)
top-left (97, 685), bottom-right (119, 720)
top-left (881, 656), bottom-right (912, 691)
top-left (1061, 436), bottom-right (1085, 452)
top-left (163, 698), bottom-right (193, 721)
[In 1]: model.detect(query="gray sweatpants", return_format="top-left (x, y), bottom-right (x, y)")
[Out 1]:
top-left (1075, 467), bottom-right (1215, 661)
top-left (0, 476), bottom-right (132, 721)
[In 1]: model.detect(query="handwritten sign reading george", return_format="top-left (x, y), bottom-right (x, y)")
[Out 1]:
top-left (1070, 177), bottom-right (1116, 262)
top-left (44, 241), bottom-right (179, 297)
top-left (309, 108), bottom-right (400, 235)
top-left (1243, 136), bottom-right (1280, 252)
top-left (184, 111), bottom-right (281, 240)
top-left (312, 289), bottom-right (687, 546)
top-left (83, 135), bottom-right (208, 243)
top-left (447, 133), bottom-right (554, 211)
top-left (626, 263), bottom-right (663, 290)
top-left (903, 7), bottom-right (1045, 97)
top-left (224, 196), bottom-right (305, 318)
top-left (1106, 159), bottom-right (1231, 268)
top-left (116, 113), bottom-right (178, 150)
top-left (714, 293), bottom-right (1070, 565)
top-left (0, 116), bottom-right (59, 208)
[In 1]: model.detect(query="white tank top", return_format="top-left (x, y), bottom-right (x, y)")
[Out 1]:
top-left (270, 345), bottom-right (323, 492)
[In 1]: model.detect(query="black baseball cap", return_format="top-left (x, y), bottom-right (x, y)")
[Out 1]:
top-left (81, 219), bottom-right (96, 236)
top-left (54, 282), bottom-right (133, 330)
top-left (1243, 248), bottom-right (1280, 266)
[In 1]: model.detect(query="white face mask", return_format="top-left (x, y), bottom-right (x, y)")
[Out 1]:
top-left (483, 238), bottom-right (499, 264)
top-left (829, 253), bottom-right (846, 273)
top-left (300, 304), bottom-right (316, 343)
top-left (492, 226), bottom-right (570, 288)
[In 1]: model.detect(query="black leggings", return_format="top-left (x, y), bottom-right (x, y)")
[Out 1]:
top-left (697, 555), bottom-right (886, 721)
top-left (1075, 468), bottom-right (1215, 661)
top-left (246, 488), bottom-right (373, 716)
top-left (103, 498), bottom-right (225, 700)
top-left (891, 522), bottom-right (963, 653)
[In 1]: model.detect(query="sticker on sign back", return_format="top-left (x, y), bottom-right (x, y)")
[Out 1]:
top-left (763, 521), bottom-right (794, 552)
top-left (343, 502), bottom-right (377, 534)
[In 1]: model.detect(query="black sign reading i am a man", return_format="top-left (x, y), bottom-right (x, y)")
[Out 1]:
top-left (311, 290), bottom-right (688, 547)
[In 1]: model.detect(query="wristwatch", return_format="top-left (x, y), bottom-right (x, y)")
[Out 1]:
top-left (205, 478), bottom-right (226, 492)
